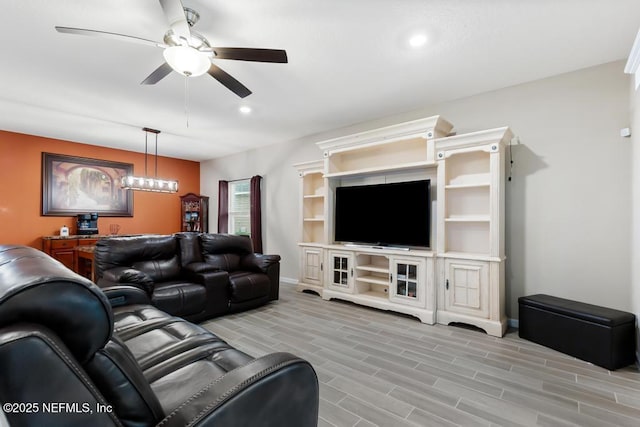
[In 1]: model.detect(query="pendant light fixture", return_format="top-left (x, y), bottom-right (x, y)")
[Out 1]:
top-left (121, 127), bottom-right (179, 193)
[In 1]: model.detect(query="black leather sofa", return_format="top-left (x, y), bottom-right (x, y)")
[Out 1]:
top-left (94, 233), bottom-right (281, 322)
top-left (0, 245), bottom-right (319, 427)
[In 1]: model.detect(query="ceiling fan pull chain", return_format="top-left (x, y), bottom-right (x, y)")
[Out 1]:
top-left (184, 75), bottom-right (190, 128)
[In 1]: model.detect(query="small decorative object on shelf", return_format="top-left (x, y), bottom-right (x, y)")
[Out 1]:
top-left (180, 193), bottom-right (209, 232)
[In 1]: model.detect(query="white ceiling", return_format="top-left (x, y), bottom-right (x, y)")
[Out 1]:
top-left (1, 0), bottom-right (638, 161)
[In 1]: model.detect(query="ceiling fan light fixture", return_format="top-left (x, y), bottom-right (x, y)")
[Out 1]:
top-left (163, 45), bottom-right (210, 77)
top-left (408, 33), bottom-right (428, 48)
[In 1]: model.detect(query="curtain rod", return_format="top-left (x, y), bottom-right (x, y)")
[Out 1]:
top-left (224, 177), bottom-right (256, 183)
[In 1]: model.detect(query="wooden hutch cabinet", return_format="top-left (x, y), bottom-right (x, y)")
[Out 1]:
top-left (180, 193), bottom-right (209, 232)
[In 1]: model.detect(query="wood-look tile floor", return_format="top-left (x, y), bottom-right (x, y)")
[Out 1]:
top-left (201, 284), bottom-right (640, 426)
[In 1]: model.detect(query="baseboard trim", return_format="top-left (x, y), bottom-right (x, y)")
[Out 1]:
top-left (508, 318), bottom-right (519, 329)
top-left (280, 277), bottom-right (298, 285)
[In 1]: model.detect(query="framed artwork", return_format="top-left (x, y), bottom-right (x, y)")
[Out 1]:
top-left (42, 153), bottom-right (133, 216)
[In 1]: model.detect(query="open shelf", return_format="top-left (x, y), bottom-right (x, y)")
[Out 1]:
top-left (357, 264), bottom-right (389, 274)
top-left (444, 221), bottom-right (490, 254)
top-left (445, 183), bottom-right (490, 189)
top-left (355, 254), bottom-right (390, 295)
top-left (302, 172), bottom-right (324, 197)
top-left (303, 195), bottom-right (324, 221)
top-left (326, 137), bottom-right (429, 176)
top-left (324, 160), bottom-right (436, 179)
top-left (302, 221), bottom-right (324, 243)
top-left (300, 167), bottom-right (325, 245)
top-left (445, 150), bottom-right (490, 187)
top-left (445, 215), bottom-right (490, 222)
top-left (357, 276), bottom-right (389, 286)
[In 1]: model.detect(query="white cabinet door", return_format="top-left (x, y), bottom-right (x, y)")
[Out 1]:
top-left (300, 247), bottom-right (323, 286)
top-left (389, 257), bottom-right (426, 308)
top-left (327, 251), bottom-right (354, 293)
top-left (444, 259), bottom-right (489, 318)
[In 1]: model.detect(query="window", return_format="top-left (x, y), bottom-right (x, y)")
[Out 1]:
top-left (218, 175), bottom-right (262, 253)
top-left (228, 179), bottom-right (250, 236)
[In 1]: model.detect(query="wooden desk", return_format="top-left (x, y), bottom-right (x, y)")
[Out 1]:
top-left (73, 245), bottom-right (96, 282)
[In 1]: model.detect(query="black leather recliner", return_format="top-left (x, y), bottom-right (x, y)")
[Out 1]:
top-left (0, 245), bottom-right (319, 427)
top-left (94, 233), bottom-right (281, 322)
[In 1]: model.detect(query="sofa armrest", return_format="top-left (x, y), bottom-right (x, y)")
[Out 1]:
top-left (182, 262), bottom-right (220, 275)
top-left (239, 254), bottom-right (281, 301)
top-left (101, 285), bottom-right (152, 307)
top-left (158, 352), bottom-right (319, 427)
top-left (239, 254), bottom-right (281, 274)
top-left (184, 269), bottom-right (230, 317)
top-left (100, 267), bottom-right (154, 294)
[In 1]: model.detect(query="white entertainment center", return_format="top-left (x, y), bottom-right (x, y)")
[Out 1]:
top-left (294, 115), bottom-right (513, 337)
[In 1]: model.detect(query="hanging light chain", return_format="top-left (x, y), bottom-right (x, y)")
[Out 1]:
top-left (121, 127), bottom-right (179, 193)
top-left (185, 75), bottom-right (190, 128)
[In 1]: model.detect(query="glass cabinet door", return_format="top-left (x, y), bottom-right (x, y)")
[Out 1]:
top-left (395, 263), bottom-right (418, 299)
top-left (328, 251), bottom-right (353, 292)
top-left (333, 256), bottom-right (349, 287)
top-left (390, 257), bottom-right (426, 308)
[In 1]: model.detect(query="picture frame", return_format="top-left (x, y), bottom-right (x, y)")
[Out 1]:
top-left (42, 153), bottom-right (133, 216)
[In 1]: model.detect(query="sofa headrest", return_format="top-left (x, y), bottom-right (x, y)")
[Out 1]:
top-left (200, 233), bottom-right (253, 255)
top-left (0, 245), bottom-right (113, 364)
top-left (175, 232), bottom-right (203, 266)
top-left (94, 235), bottom-right (178, 278)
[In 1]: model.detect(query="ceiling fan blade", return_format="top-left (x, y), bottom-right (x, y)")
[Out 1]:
top-left (213, 47), bottom-right (288, 63)
top-left (55, 26), bottom-right (165, 48)
top-left (159, 0), bottom-right (191, 40)
top-left (207, 64), bottom-right (252, 98)
top-left (141, 63), bottom-right (174, 85)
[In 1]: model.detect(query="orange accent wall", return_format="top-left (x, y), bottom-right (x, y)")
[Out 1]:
top-left (0, 130), bottom-right (200, 248)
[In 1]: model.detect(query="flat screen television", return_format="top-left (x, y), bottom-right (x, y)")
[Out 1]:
top-left (334, 179), bottom-right (431, 248)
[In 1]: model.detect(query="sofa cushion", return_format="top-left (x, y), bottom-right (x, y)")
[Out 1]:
top-left (203, 253), bottom-right (241, 272)
top-left (84, 335), bottom-right (165, 426)
top-left (228, 272), bottom-right (270, 303)
top-left (95, 235), bottom-right (178, 279)
top-left (200, 233), bottom-right (253, 255)
top-left (133, 256), bottom-right (181, 282)
top-left (151, 282), bottom-right (206, 316)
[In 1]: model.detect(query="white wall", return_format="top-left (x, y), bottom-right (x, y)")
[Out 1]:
top-left (201, 60), bottom-right (632, 319)
top-left (630, 67), bottom-right (640, 360)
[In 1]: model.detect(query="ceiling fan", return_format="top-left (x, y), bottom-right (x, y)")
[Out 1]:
top-left (55, 0), bottom-right (287, 98)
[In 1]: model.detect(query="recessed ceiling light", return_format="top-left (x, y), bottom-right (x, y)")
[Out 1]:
top-left (408, 33), bottom-right (428, 48)
top-left (239, 106), bottom-right (252, 114)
